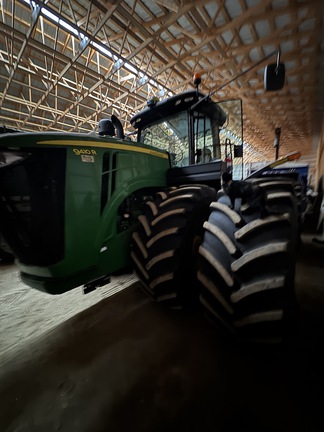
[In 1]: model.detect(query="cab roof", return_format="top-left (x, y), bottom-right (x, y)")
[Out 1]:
top-left (130, 90), bottom-right (227, 130)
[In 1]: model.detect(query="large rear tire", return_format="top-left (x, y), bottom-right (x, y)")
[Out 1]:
top-left (197, 179), bottom-right (299, 343)
top-left (131, 184), bottom-right (217, 308)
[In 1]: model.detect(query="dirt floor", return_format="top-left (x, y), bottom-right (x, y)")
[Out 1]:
top-left (0, 233), bottom-right (324, 432)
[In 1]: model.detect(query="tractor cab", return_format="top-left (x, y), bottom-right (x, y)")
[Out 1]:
top-left (130, 90), bottom-right (243, 189)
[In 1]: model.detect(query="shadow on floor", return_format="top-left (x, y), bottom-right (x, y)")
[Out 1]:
top-left (0, 234), bottom-right (323, 432)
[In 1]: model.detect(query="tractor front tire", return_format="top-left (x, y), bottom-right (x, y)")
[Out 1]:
top-left (131, 184), bottom-right (217, 308)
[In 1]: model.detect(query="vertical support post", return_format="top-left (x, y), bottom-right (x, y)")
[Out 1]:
top-left (274, 127), bottom-right (281, 160)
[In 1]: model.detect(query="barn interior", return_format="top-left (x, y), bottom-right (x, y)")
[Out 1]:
top-left (0, 1), bottom-right (324, 431)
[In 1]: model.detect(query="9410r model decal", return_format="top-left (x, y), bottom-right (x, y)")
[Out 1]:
top-left (37, 139), bottom-right (169, 159)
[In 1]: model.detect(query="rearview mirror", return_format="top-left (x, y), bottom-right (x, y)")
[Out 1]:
top-left (264, 63), bottom-right (285, 91)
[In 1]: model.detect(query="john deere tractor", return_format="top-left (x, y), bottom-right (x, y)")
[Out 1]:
top-left (0, 73), bottom-right (303, 343)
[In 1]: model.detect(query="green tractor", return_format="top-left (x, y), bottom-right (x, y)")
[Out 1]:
top-left (0, 73), bottom-right (302, 343)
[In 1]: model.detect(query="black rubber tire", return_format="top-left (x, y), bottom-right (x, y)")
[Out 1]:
top-left (131, 184), bottom-right (217, 308)
top-left (197, 179), bottom-right (299, 343)
top-left (246, 176), bottom-right (305, 222)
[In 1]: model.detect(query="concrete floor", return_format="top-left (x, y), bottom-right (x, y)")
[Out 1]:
top-left (0, 233), bottom-right (323, 432)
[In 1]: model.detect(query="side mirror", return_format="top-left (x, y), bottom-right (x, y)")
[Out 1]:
top-left (264, 63), bottom-right (285, 91)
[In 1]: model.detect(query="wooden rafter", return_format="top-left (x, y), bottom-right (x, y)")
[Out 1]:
top-left (0, 0), bottom-right (322, 165)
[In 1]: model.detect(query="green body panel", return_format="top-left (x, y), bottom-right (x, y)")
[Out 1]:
top-left (0, 132), bottom-right (169, 293)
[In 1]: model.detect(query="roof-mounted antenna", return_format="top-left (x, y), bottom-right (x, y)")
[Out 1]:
top-left (276, 49), bottom-right (281, 73)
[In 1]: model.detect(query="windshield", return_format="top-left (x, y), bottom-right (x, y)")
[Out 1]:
top-left (138, 98), bottom-right (243, 174)
top-left (140, 110), bottom-right (190, 167)
top-left (140, 110), bottom-right (216, 167)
